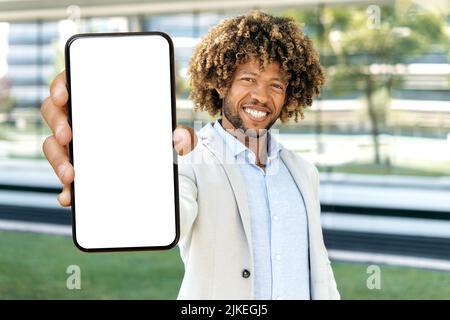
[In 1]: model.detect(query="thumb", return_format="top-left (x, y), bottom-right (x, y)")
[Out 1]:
top-left (173, 125), bottom-right (197, 156)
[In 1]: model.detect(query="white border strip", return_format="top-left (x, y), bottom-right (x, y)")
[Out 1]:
top-left (329, 249), bottom-right (450, 272)
top-left (0, 219), bottom-right (71, 236)
top-left (321, 212), bottom-right (450, 238)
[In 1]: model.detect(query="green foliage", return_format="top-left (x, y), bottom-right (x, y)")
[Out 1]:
top-left (0, 77), bottom-right (15, 114)
top-left (286, 4), bottom-right (448, 95)
top-left (175, 63), bottom-right (190, 99)
top-left (0, 95), bottom-right (15, 114)
top-left (285, 4), bottom-right (448, 164)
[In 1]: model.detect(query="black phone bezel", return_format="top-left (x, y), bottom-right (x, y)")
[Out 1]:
top-left (65, 32), bottom-right (180, 253)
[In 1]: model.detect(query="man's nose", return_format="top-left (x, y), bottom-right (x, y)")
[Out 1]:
top-left (250, 83), bottom-right (269, 105)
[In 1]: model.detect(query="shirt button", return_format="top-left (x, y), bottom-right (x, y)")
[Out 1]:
top-left (273, 215), bottom-right (278, 221)
top-left (275, 255), bottom-right (281, 261)
top-left (242, 269), bottom-right (251, 278)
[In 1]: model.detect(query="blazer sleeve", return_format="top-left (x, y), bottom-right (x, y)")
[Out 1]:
top-left (177, 155), bottom-right (199, 245)
top-left (312, 164), bottom-right (341, 300)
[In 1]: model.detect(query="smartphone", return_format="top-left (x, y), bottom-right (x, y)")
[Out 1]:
top-left (65, 32), bottom-right (179, 252)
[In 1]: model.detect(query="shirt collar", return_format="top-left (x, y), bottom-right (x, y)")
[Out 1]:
top-left (212, 118), bottom-right (282, 161)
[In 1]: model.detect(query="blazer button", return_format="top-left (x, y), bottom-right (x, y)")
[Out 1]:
top-left (242, 269), bottom-right (251, 278)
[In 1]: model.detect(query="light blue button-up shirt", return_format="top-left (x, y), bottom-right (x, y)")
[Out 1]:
top-left (213, 119), bottom-right (310, 300)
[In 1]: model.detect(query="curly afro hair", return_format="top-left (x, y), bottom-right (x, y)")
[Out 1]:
top-left (187, 10), bottom-right (325, 123)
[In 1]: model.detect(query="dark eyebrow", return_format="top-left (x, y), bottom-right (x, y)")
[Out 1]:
top-left (240, 70), bottom-right (258, 76)
top-left (240, 70), bottom-right (285, 82)
top-left (269, 77), bottom-right (285, 82)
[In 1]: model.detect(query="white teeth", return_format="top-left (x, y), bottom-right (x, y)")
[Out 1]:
top-left (244, 108), bottom-right (267, 119)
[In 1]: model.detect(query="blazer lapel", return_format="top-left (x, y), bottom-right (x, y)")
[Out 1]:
top-left (197, 123), bottom-right (254, 258)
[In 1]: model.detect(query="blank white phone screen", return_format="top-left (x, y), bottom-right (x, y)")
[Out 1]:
top-left (66, 33), bottom-right (178, 251)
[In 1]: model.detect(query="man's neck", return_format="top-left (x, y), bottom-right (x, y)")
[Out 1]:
top-left (219, 117), bottom-right (269, 168)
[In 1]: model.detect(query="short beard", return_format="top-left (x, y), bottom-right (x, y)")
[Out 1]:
top-left (222, 96), bottom-right (278, 138)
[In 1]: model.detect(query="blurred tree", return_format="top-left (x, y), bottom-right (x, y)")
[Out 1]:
top-left (287, 4), bottom-right (448, 164)
top-left (175, 62), bottom-right (190, 99)
top-left (0, 76), bottom-right (15, 117)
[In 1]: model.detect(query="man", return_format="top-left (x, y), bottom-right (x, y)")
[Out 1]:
top-left (41, 10), bottom-right (340, 300)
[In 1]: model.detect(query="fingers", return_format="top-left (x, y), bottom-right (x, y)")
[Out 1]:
top-left (40, 97), bottom-right (72, 146)
top-left (50, 71), bottom-right (68, 107)
top-left (58, 184), bottom-right (72, 207)
top-left (173, 125), bottom-right (197, 156)
top-left (43, 135), bottom-right (74, 207)
top-left (42, 71), bottom-right (72, 207)
top-left (42, 135), bottom-right (74, 186)
top-left (41, 71), bottom-right (71, 146)
top-left (41, 71), bottom-right (75, 207)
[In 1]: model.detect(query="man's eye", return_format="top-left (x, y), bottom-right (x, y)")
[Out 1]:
top-left (241, 77), bottom-right (254, 82)
top-left (272, 84), bottom-right (283, 90)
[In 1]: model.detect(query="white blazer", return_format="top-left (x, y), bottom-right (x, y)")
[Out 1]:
top-left (176, 122), bottom-right (340, 300)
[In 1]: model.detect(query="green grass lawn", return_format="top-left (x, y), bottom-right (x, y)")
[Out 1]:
top-left (318, 163), bottom-right (450, 177)
top-left (0, 230), bottom-right (449, 299)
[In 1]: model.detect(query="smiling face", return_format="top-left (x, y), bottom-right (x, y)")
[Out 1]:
top-left (220, 60), bottom-right (288, 136)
